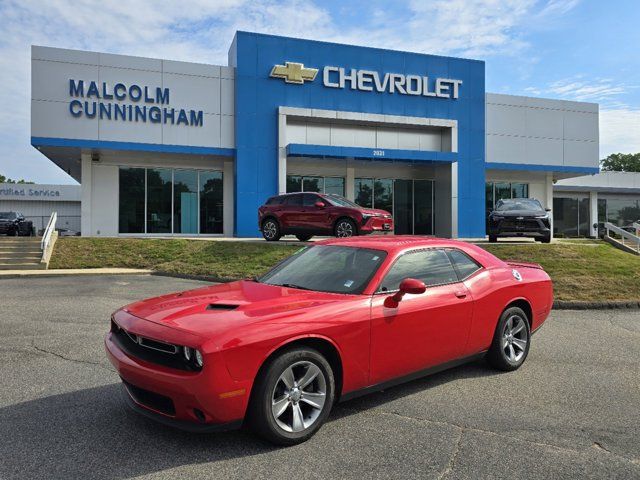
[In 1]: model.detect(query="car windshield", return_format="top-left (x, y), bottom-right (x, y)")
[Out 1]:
top-left (0, 212), bottom-right (16, 220)
top-left (495, 199), bottom-right (544, 212)
top-left (323, 195), bottom-right (361, 208)
top-left (258, 245), bottom-right (387, 294)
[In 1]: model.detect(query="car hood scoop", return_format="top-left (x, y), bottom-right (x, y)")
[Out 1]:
top-left (206, 303), bottom-right (240, 311)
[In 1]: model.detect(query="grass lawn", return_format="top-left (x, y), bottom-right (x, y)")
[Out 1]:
top-left (50, 237), bottom-right (640, 302)
top-left (480, 242), bottom-right (640, 301)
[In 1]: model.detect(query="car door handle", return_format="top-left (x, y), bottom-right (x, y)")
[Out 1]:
top-left (454, 290), bottom-right (467, 299)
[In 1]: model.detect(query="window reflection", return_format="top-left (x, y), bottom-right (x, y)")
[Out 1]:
top-left (119, 167), bottom-right (145, 233)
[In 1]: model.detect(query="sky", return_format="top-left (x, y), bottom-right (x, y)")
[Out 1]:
top-left (0, 0), bottom-right (638, 184)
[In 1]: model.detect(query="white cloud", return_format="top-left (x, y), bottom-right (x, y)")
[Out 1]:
top-left (0, 0), bottom-right (583, 183)
top-left (600, 108), bottom-right (640, 157)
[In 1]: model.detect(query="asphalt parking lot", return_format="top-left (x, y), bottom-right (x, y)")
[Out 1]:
top-left (0, 275), bottom-right (638, 479)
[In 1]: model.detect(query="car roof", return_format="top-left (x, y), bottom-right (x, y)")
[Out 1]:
top-left (314, 235), bottom-right (500, 264)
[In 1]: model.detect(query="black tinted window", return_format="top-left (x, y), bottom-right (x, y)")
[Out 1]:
top-left (260, 245), bottom-right (387, 294)
top-left (283, 194), bottom-right (302, 206)
top-left (447, 249), bottom-right (481, 280)
top-left (379, 249), bottom-right (458, 291)
top-left (266, 196), bottom-right (283, 205)
top-left (303, 193), bottom-right (320, 207)
top-left (495, 199), bottom-right (543, 212)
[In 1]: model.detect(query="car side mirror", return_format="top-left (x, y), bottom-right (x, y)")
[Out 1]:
top-left (384, 278), bottom-right (426, 308)
top-left (314, 201), bottom-right (325, 208)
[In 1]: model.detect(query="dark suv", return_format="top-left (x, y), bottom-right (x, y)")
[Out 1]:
top-left (258, 192), bottom-right (393, 241)
top-left (487, 198), bottom-right (551, 243)
top-left (0, 212), bottom-right (33, 236)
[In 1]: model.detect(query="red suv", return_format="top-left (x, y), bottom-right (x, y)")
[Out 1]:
top-left (258, 192), bottom-right (394, 241)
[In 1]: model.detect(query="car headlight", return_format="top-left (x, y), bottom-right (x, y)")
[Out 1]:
top-left (183, 346), bottom-right (192, 361)
top-left (195, 349), bottom-right (204, 367)
top-left (491, 216), bottom-right (504, 221)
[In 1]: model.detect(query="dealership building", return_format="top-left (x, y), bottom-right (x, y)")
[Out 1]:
top-left (31, 31), bottom-right (609, 239)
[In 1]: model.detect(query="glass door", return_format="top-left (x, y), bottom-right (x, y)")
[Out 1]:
top-left (394, 179), bottom-right (413, 235)
top-left (413, 180), bottom-right (433, 235)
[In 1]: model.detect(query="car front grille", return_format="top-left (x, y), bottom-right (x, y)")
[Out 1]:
top-left (122, 378), bottom-right (176, 416)
top-left (111, 319), bottom-right (199, 372)
top-left (500, 218), bottom-right (543, 230)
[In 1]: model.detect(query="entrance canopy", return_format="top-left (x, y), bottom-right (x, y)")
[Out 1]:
top-left (286, 143), bottom-right (457, 164)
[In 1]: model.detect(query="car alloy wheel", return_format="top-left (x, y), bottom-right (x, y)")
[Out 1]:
top-left (262, 220), bottom-right (279, 241)
top-left (502, 314), bottom-right (528, 363)
top-left (335, 220), bottom-right (354, 237)
top-left (271, 361), bottom-right (327, 433)
top-left (487, 306), bottom-right (531, 371)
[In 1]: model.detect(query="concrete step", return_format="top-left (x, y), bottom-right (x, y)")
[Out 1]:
top-left (0, 262), bottom-right (45, 270)
top-left (0, 246), bottom-right (42, 252)
top-left (0, 255), bottom-right (43, 263)
top-left (0, 238), bottom-right (42, 244)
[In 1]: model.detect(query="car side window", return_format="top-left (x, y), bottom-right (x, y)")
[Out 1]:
top-left (284, 194), bottom-right (302, 206)
top-left (302, 193), bottom-right (320, 207)
top-left (447, 249), bottom-right (482, 280)
top-left (378, 249), bottom-right (458, 292)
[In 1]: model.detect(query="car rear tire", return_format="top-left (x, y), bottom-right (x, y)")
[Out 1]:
top-left (486, 306), bottom-right (531, 371)
top-left (334, 218), bottom-right (357, 238)
top-left (541, 234), bottom-right (551, 244)
top-left (295, 234), bottom-right (313, 242)
top-left (261, 219), bottom-right (281, 241)
top-left (488, 235), bottom-right (497, 243)
top-left (248, 347), bottom-right (335, 446)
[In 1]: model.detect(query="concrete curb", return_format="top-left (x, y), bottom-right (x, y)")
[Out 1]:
top-left (553, 300), bottom-right (640, 310)
top-left (0, 268), bottom-right (154, 279)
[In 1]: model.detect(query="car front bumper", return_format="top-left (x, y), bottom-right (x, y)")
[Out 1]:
top-left (361, 216), bottom-right (394, 233)
top-left (104, 312), bottom-right (250, 431)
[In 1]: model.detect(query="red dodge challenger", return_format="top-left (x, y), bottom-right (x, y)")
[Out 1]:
top-left (105, 236), bottom-right (553, 445)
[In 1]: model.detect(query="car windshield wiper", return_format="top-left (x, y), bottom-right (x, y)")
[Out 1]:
top-left (277, 283), bottom-right (312, 291)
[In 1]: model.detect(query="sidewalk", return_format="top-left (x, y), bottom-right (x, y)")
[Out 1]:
top-left (0, 268), bottom-right (153, 278)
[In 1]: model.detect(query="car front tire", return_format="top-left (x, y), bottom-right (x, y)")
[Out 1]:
top-left (248, 347), bottom-right (335, 446)
top-left (261, 219), bottom-right (281, 241)
top-left (334, 218), bottom-right (357, 238)
top-left (486, 306), bottom-right (531, 371)
top-left (488, 235), bottom-right (497, 243)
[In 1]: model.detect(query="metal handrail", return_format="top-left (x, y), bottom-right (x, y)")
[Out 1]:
top-left (604, 221), bottom-right (640, 253)
top-left (41, 211), bottom-right (57, 255)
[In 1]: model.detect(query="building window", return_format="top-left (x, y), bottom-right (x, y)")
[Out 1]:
top-left (118, 167), bottom-right (145, 233)
top-left (146, 168), bottom-right (173, 234)
top-left (354, 178), bottom-right (373, 208)
top-left (324, 177), bottom-right (345, 196)
top-left (354, 177), bottom-right (433, 235)
top-left (118, 167), bottom-right (223, 235)
top-left (553, 196), bottom-right (590, 237)
top-left (286, 175), bottom-right (345, 195)
top-left (199, 171), bottom-right (223, 234)
top-left (174, 170), bottom-right (198, 234)
top-left (604, 197), bottom-right (640, 227)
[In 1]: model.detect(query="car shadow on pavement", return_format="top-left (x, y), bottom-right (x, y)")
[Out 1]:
top-left (0, 359), bottom-right (498, 479)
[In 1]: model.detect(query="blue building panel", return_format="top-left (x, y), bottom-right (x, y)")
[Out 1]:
top-left (231, 31), bottom-right (486, 237)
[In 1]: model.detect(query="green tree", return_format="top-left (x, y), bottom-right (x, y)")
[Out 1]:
top-left (601, 153), bottom-right (640, 172)
top-left (0, 174), bottom-right (33, 184)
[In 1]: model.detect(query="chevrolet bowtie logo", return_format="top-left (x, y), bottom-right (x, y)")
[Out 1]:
top-left (270, 62), bottom-right (318, 84)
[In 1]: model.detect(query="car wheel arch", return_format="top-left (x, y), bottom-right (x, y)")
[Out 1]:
top-left (501, 298), bottom-right (533, 330)
top-left (333, 216), bottom-right (358, 234)
top-left (249, 336), bottom-right (344, 404)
